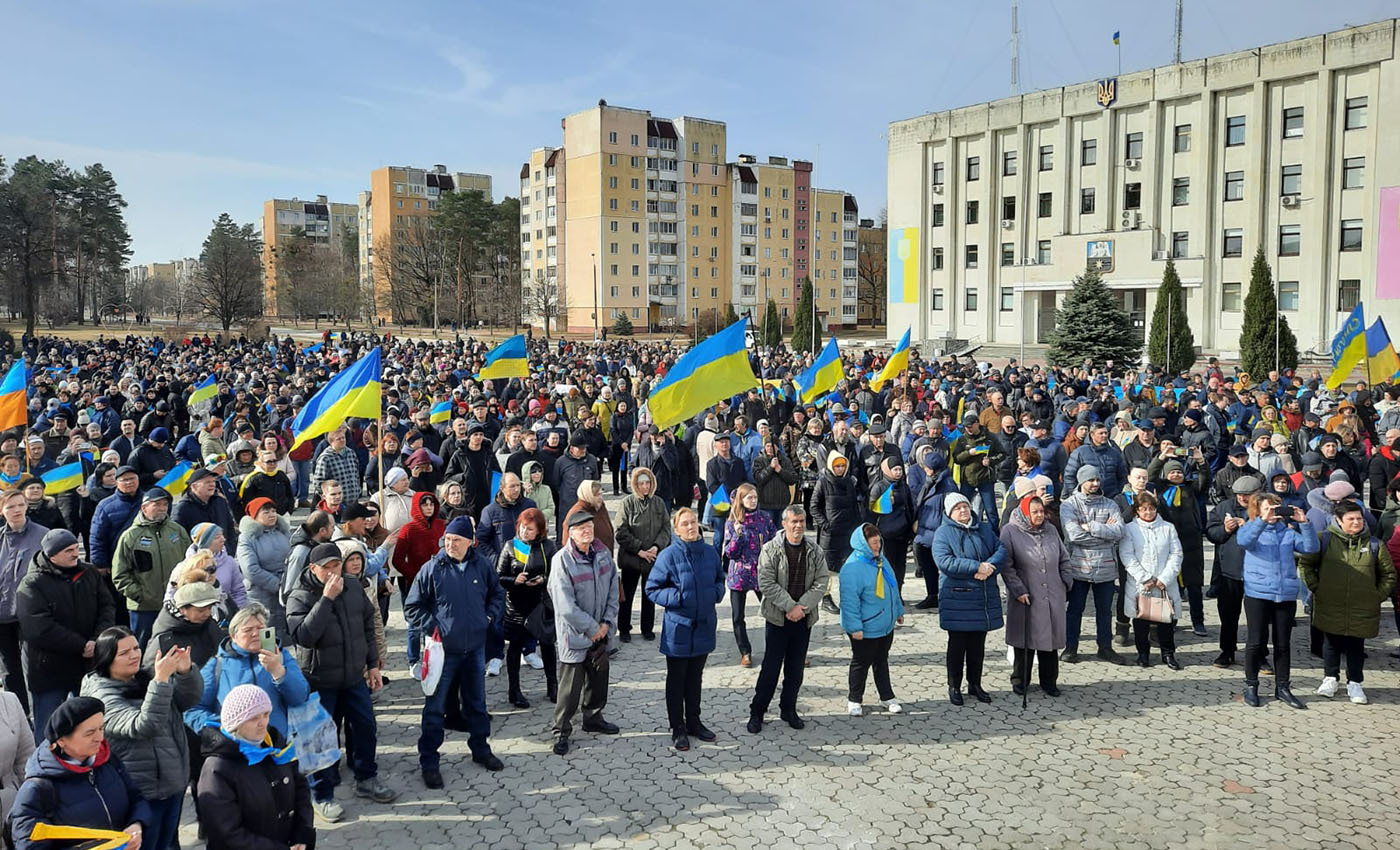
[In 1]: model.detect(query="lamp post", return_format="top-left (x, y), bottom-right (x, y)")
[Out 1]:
top-left (591, 252), bottom-right (599, 341)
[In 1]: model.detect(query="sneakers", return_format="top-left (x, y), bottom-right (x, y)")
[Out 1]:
top-left (1316, 676), bottom-right (1339, 698)
top-left (846, 701), bottom-right (863, 716)
top-left (880, 699), bottom-right (903, 714)
top-left (312, 799), bottom-right (344, 823)
top-left (524, 651), bottom-right (544, 670)
top-left (354, 778), bottom-right (398, 803)
top-left (1347, 681), bottom-right (1368, 704)
top-left (485, 658), bottom-right (503, 677)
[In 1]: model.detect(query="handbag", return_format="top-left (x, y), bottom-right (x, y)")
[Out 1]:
top-left (524, 598), bottom-right (555, 644)
top-left (285, 692), bottom-right (341, 775)
top-left (1136, 587), bottom-right (1175, 624)
top-left (420, 627), bottom-right (446, 696)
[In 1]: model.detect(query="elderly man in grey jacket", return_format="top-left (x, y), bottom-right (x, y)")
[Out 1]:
top-left (748, 504), bottom-right (828, 734)
top-left (547, 510), bottom-right (621, 755)
top-left (1059, 465), bottom-right (1127, 665)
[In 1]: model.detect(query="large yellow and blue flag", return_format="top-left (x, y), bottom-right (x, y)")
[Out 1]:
top-left (1365, 317), bottom-right (1400, 382)
top-left (870, 484), bottom-right (894, 515)
top-left (870, 328), bottom-right (911, 392)
top-left (1325, 303), bottom-right (1366, 389)
top-left (476, 335), bottom-right (529, 381)
top-left (646, 319), bottom-right (758, 430)
top-left (708, 484), bottom-right (730, 512)
top-left (188, 374), bottom-right (217, 407)
top-left (429, 400), bottom-right (453, 425)
top-left (156, 461), bottom-right (196, 498)
top-left (0, 359), bottom-right (28, 433)
top-left (795, 337), bottom-right (843, 404)
top-left (289, 348), bottom-right (383, 451)
top-left (41, 461), bottom-right (86, 495)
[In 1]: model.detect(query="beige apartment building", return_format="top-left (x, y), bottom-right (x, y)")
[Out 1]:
top-left (261, 195), bottom-right (357, 316)
top-left (886, 19), bottom-right (1400, 358)
top-left (522, 102), bottom-right (858, 335)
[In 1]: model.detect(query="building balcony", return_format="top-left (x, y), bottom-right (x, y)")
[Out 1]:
top-left (648, 284), bottom-right (679, 304)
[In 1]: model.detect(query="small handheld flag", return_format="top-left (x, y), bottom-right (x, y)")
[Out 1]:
top-left (430, 400), bottom-right (453, 425)
top-left (41, 461), bottom-right (86, 495)
top-left (512, 538), bottom-right (530, 565)
top-left (188, 374), bottom-right (218, 407)
top-left (156, 461), bottom-right (196, 498)
top-left (708, 484), bottom-right (731, 512)
top-left (870, 484), bottom-right (894, 515)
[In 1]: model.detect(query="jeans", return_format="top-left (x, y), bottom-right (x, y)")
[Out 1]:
top-left (882, 533), bottom-right (911, 588)
top-left (1133, 618), bottom-right (1176, 655)
top-left (292, 458), bottom-right (312, 502)
top-left (144, 794), bottom-right (183, 850)
top-left (946, 629), bottom-right (987, 690)
top-left (29, 687), bottom-right (72, 745)
top-left (847, 633), bottom-right (895, 702)
top-left (730, 589), bottom-right (760, 656)
top-left (618, 569), bottom-right (656, 637)
top-left (961, 481), bottom-right (998, 531)
top-left (1244, 597), bottom-right (1295, 686)
top-left (664, 654), bottom-right (708, 731)
top-left (313, 681), bottom-right (377, 798)
top-left (419, 647), bottom-right (490, 769)
top-left (1322, 632), bottom-right (1365, 683)
top-left (915, 544), bottom-right (938, 603)
top-left (0, 622), bottom-right (28, 715)
top-left (129, 610), bottom-right (158, 650)
top-left (1065, 579), bottom-right (1116, 653)
top-left (751, 619), bottom-right (811, 717)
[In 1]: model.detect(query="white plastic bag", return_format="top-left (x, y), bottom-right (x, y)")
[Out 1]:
top-left (421, 628), bottom-right (445, 696)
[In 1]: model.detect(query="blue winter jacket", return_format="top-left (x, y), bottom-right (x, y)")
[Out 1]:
top-left (10, 743), bottom-right (154, 850)
top-left (646, 535), bottom-right (725, 658)
top-left (475, 495), bottom-right (537, 566)
top-left (404, 546), bottom-right (505, 654)
top-left (1063, 441), bottom-right (1127, 498)
top-left (839, 528), bottom-right (903, 639)
top-left (184, 639), bottom-right (311, 737)
top-left (1236, 517), bottom-right (1320, 602)
top-left (932, 516), bottom-right (1008, 632)
top-left (89, 489), bottom-right (141, 570)
top-left (914, 462), bottom-right (958, 548)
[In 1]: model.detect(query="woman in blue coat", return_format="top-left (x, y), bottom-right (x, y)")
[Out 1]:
top-left (932, 493), bottom-right (1008, 706)
top-left (645, 507), bottom-right (724, 753)
top-left (912, 445), bottom-right (957, 609)
top-left (838, 524), bottom-right (904, 716)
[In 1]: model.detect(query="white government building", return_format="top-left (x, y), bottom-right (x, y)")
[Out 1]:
top-left (885, 19), bottom-right (1400, 361)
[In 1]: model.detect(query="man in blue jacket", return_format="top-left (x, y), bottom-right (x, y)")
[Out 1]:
top-left (404, 514), bottom-right (505, 788)
top-left (88, 465), bottom-right (142, 572)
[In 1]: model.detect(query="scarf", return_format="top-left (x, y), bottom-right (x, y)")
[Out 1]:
top-left (0, 472), bottom-right (18, 486)
top-left (222, 728), bottom-right (296, 765)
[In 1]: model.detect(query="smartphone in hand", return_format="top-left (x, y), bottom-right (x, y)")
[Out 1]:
top-left (260, 628), bottom-right (277, 654)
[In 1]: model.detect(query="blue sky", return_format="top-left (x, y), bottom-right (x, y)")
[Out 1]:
top-left (4, 0), bottom-right (1397, 263)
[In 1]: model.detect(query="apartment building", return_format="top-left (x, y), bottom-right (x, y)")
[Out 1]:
top-left (886, 19), bottom-right (1400, 357)
top-left (261, 195), bottom-right (357, 316)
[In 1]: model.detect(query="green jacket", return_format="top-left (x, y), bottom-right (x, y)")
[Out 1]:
top-left (952, 431), bottom-right (1003, 487)
top-left (1298, 524), bottom-right (1397, 639)
top-left (112, 516), bottom-right (193, 612)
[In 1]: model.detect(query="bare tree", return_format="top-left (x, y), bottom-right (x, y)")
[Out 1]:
top-left (193, 213), bottom-right (263, 331)
top-left (377, 216), bottom-right (447, 326)
top-left (857, 225), bottom-right (887, 328)
top-left (523, 274), bottom-right (561, 337)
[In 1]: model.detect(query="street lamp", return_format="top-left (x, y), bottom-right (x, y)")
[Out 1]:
top-left (591, 252), bottom-right (599, 341)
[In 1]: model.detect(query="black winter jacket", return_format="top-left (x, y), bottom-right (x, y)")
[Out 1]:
top-left (16, 552), bottom-right (115, 693)
top-left (285, 567), bottom-right (379, 690)
top-left (812, 469), bottom-right (862, 551)
top-left (196, 727), bottom-right (315, 850)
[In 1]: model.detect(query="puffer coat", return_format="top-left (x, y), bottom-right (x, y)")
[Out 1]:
top-left (1059, 490), bottom-right (1124, 583)
top-left (236, 514), bottom-right (291, 616)
top-left (197, 727), bottom-right (315, 850)
top-left (285, 565), bottom-right (380, 689)
top-left (646, 534), bottom-right (725, 658)
top-left (1298, 523), bottom-right (1397, 638)
top-left (932, 515), bottom-right (1007, 632)
top-left (615, 467), bottom-right (671, 576)
top-left (1237, 517), bottom-right (1320, 602)
top-left (80, 668), bottom-right (202, 801)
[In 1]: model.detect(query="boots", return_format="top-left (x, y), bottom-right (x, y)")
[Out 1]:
top-left (1243, 681), bottom-right (1261, 707)
top-left (1114, 621), bottom-right (1131, 647)
top-left (507, 664), bottom-right (529, 708)
top-left (1275, 684), bottom-right (1306, 710)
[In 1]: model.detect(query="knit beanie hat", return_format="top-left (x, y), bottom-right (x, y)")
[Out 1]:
top-left (221, 684), bottom-right (273, 731)
top-left (385, 467), bottom-right (409, 487)
top-left (244, 497), bottom-right (274, 519)
top-left (41, 529), bottom-right (79, 559)
top-left (191, 522), bottom-right (222, 550)
top-left (943, 492), bottom-right (971, 518)
top-left (445, 515), bottom-right (475, 538)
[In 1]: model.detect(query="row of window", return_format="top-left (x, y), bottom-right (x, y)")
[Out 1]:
top-left (928, 279), bottom-right (1328, 315)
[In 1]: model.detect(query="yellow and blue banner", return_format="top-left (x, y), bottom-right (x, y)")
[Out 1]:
top-left (188, 374), bottom-right (217, 407)
top-left (156, 461), bottom-right (195, 498)
top-left (1325, 303), bottom-right (1366, 389)
top-left (41, 461), bottom-right (86, 495)
top-left (476, 335), bottom-right (529, 381)
top-left (870, 328), bottom-right (910, 392)
top-left (870, 484), bottom-right (894, 515)
top-left (289, 348), bottom-right (383, 451)
top-left (27, 823), bottom-right (130, 850)
top-left (1365, 317), bottom-right (1400, 383)
top-left (708, 484), bottom-right (730, 512)
top-left (429, 400), bottom-right (453, 425)
top-left (0, 359), bottom-right (28, 433)
top-left (795, 337), bottom-right (843, 404)
top-left (513, 538), bottom-right (530, 565)
top-left (1112, 30), bottom-right (1120, 45)
top-left (646, 319), bottom-right (758, 430)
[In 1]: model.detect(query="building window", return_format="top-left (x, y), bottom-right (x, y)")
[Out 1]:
top-left (965, 287), bottom-right (979, 311)
top-left (1038, 192), bottom-right (1052, 218)
top-left (1223, 228), bottom-right (1243, 258)
top-left (1345, 96), bottom-right (1368, 130)
top-left (1282, 106), bottom-right (1304, 139)
top-left (1171, 231), bottom-right (1189, 258)
top-left (1000, 287), bottom-right (1016, 311)
top-left (1224, 171), bottom-right (1244, 201)
top-left (1340, 219), bottom-right (1363, 252)
top-left (1081, 138), bottom-right (1097, 166)
top-left (1002, 196), bottom-right (1016, 221)
top-left (932, 204), bottom-right (945, 227)
top-left (1279, 280), bottom-right (1299, 311)
top-left (609, 286), bottom-right (619, 297)
top-left (609, 221), bottom-right (618, 232)
top-left (1000, 243), bottom-right (1015, 266)
top-left (1125, 132), bottom-right (1143, 160)
top-left (608, 131), bottom-right (617, 144)
top-left (1172, 177), bottom-right (1190, 206)
top-left (1222, 282), bottom-right (1242, 311)
top-left (966, 200), bottom-right (979, 224)
top-left (1038, 145), bottom-right (1053, 171)
top-left (966, 245), bottom-right (979, 268)
top-left (1226, 115), bottom-right (1246, 146)
top-left (967, 156), bottom-right (981, 181)
top-left (931, 248), bottom-right (944, 270)
top-left (1339, 279), bottom-right (1361, 311)
top-left (1278, 224), bottom-right (1301, 257)
top-left (1036, 239), bottom-right (1051, 265)
top-left (608, 176), bottom-right (617, 189)
top-left (931, 288), bottom-right (945, 310)
top-left (1080, 188), bottom-right (1096, 214)
top-left (1174, 124), bottom-right (1191, 153)
top-left (932, 162), bottom-right (945, 186)
top-left (1342, 157), bottom-right (1365, 190)
top-left (1124, 183), bottom-right (1141, 210)
top-left (1002, 151), bottom-right (1017, 177)
top-left (1281, 164), bottom-right (1302, 197)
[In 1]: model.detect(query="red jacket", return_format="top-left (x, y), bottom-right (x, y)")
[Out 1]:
top-left (392, 491), bottom-right (444, 583)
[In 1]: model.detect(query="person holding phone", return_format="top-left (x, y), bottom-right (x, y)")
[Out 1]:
top-left (185, 603), bottom-right (310, 746)
top-left (495, 508), bottom-right (559, 708)
top-left (1236, 493), bottom-right (1319, 708)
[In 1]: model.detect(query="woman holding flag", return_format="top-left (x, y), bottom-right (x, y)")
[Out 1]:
top-left (722, 484), bottom-right (777, 668)
top-left (494, 508), bottom-right (558, 708)
top-left (867, 457), bottom-right (915, 588)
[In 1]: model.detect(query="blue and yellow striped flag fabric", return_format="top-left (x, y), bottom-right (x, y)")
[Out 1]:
top-left (289, 348), bottom-right (382, 451)
top-left (0, 359), bottom-right (28, 433)
top-left (870, 329), bottom-right (910, 392)
top-left (156, 461), bottom-right (196, 498)
top-left (476, 335), bottom-right (529, 381)
top-left (708, 484), bottom-right (730, 512)
top-left (870, 484), bottom-right (894, 515)
top-left (513, 538), bottom-right (530, 565)
top-left (429, 400), bottom-right (453, 425)
top-left (1326, 303), bottom-right (1366, 389)
top-left (1365, 317), bottom-right (1400, 383)
top-left (647, 319), bottom-right (757, 430)
top-left (794, 337), bottom-right (843, 404)
top-left (41, 461), bottom-right (85, 495)
top-left (188, 374), bottom-right (217, 407)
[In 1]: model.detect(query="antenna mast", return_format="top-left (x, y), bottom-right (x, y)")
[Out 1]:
top-left (1174, 0), bottom-right (1183, 64)
top-left (1010, 1), bottom-right (1021, 94)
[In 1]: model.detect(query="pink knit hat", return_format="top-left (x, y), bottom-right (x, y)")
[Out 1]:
top-left (221, 683), bottom-right (273, 730)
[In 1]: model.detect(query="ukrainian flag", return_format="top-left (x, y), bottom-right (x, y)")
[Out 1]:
top-left (429, 400), bottom-right (453, 425)
top-left (1325, 304), bottom-right (1366, 389)
top-left (513, 538), bottom-right (530, 565)
top-left (1112, 30), bottom-right (1120, 45)
top-left (489, 471), bottom-right (502, 502)
top-left (156, 461), bottom-right (196, 498)
top-left (188, 374), bottom-right (217, 407)
top-left (41, 461), bottom-right (85, 495)
top-left (708, 484), bottom-right (730, 512)
top-left (870, 484), bottom-right (894, 515)
top-left (477, 335), bottom-right (529, 381)
top-left (1365, 317), bottom-right (1400, 383)
top-left (0, 359), bottom-right (28, 432)
top-left (794, 337), bottom-right (843, 404)
top-left (647, 319), bottom-right (758, 430)
top-left (289, 348), bottom-right (383, 451)
top-left (871, 329), bottom-right (910, 392)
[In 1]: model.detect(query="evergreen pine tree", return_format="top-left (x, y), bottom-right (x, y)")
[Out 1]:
top-left (723, 303), bottom-right (741, 328)
top-left (791, 277), bottom-right (820, 354)
top-left (611, 312), bottom-right (634, 336)
top-left (762, 298), bottom-right (782, 347)
top-left (1046, 268), bottom-right (1141, 368)
top-left (1239, 246), bottom-right (1298, 379)
top-left (1146, 259), bottom-right (1196, 374)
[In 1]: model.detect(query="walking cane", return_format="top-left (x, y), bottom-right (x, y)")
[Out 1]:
top-left (1020, 593), bottom-right (1032, 710)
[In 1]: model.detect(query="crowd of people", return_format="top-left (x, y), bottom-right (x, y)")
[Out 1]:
top-left (0, 327), bottom-right (1396, 850)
